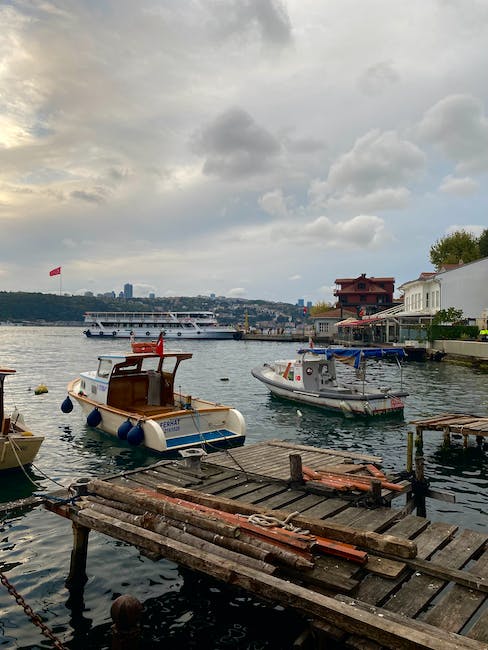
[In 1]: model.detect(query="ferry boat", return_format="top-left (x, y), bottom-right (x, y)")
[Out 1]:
top-left (82, 311), bottom-right (242, 340)
top-left (62, 350), bottom-right (246, 455)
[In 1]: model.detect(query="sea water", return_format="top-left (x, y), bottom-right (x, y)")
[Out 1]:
top-left (0, 327), bottom-right (487, 648)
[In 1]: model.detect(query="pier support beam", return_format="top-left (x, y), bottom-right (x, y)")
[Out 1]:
top-left (65, 521), bottom-right (90, 607)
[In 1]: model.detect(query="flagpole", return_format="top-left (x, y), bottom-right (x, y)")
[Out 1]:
top-left (59, 271), bottom-right (62, 296)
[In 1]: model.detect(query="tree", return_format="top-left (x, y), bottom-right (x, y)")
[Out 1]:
top-left (310, 301), bottom-right (333, 316)
top-left (429, 230), bottom-right (480, 270)
top-left (432, 307), bottom-right (464, 325)
top-left (479, 228), bottom-right (488, 258)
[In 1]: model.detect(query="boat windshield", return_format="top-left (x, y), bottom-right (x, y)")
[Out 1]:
top-left (98, 359), bottom-right (113, 379)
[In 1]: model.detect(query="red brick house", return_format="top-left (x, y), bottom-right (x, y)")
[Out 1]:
top-left (334, 273), bottom-right (395, 315)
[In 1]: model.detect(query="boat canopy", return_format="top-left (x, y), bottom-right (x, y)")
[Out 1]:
top-left (296, 347), bottom-right (406, 369)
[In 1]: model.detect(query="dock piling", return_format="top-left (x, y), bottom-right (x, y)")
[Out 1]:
top-left (110, 594), bottom-right (143, 650)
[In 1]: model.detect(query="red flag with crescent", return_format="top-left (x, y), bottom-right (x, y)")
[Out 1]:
top-left (155, 332), bottom-right (164, 356)
top-left (49, 266), bottom-right (61, 276)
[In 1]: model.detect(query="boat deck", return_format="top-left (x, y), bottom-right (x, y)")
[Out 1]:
top-left (44, 440), bottom-right (488, 649)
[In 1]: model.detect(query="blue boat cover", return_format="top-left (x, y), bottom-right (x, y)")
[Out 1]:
top-left (296, 347), bottom-right (406, 369)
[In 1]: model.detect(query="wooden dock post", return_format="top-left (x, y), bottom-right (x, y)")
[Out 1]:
top-left (406, 431), bottom-right (413, 473)
top-left (65, 521), bottom-right (89, 601)
top-left (111, 594), bottom-right (143, 650)
top-left (289, 453), bottom-right (304, 486)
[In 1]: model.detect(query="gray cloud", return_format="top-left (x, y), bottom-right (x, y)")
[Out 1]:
top-left (208, 0), bottom-right (292, 47)
top-left (416, 94), bottom-right (488, 172)
top-left (193, 108), bottom-right (281, 179)
top-left (358, 61), bottom-right (400, 96)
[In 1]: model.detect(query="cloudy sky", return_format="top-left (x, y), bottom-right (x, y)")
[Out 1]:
top-left (1, 1), bottom-right (487, 304)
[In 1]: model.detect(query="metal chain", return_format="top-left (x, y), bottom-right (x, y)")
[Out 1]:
top-left (0, 571), bottom-right (67, 649)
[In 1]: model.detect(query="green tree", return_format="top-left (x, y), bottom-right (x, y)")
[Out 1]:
top-left (479, 228), bottom-right (488, 257)
top-left (429, 230), bottom-right (480, 270)
top-left (310, 301), bottom-right (333, 315)
top-left (432, 307), bottom-right (464, 325)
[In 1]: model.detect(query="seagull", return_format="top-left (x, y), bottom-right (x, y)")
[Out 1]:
top-left (296, 409), bottom-right (303, 417)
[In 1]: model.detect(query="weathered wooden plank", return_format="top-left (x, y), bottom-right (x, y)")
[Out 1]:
top-left (268, 440), bottom-right (383, 463)
top-left (467, 608), bottom-right (488, 643)
top-left (257, 488), bottom-right (311, 510)
top-left (356, 522), bottom-right (459, 606)
top-left (299, 498), bottom-right (350, 520)
top-left (215, 480), bottom-right (268, 500)
top-left (384, 514), bottom-right (430, 540)
top-left (233, 482), bottom-right (290, 504)
top-left (383, 529), bottom-right (488, 618)
top-left (337, 508), bottom-right (401, 534)
top-left (365, 554), bottom-right (406, 579)
top-left (335, 595), bottom-right (485, 650)
top-left (421, 547), bottom-right (488, 632)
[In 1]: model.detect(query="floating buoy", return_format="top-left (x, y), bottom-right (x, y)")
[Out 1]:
top-left (61, 396), bottom-right (74, 413)
top-left (127, 423), bottom-right (144, 446)
top-left (87, 408), bottom-right (102, 427)
top-left (296, 409), bottom-right (303, 417)
top-left (117, 419), bottom-right (133, 441)
top-left (220, 377), bottom-right (229, 381)
top-left (34, 384), bottom-right (48, 395)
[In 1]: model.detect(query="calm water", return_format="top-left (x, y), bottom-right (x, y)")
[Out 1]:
top-left (0, 327), bottom-right (487, 649)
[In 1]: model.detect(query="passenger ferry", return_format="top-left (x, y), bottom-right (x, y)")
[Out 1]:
top-left (82, 311), bottom-right (242, 340)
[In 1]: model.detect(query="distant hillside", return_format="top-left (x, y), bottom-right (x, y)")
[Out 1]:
top-left (0, 292), bottom-right (303, 327)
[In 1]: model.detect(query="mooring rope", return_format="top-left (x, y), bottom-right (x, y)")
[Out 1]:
top-left (246, 511), bottom-right (310, 535)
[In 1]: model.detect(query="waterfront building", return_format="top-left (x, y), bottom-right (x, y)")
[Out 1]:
top-left (334, 274), bottom-right (395, 315)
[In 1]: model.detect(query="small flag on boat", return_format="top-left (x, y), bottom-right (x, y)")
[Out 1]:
top-left (309, 336), bottom-right (314, 348)
top-left (49, 266), bottom-right (61, 276)
top-left (155, 332), bottom-right (164, 356)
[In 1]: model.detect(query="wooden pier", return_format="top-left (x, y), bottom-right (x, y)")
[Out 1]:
top-left (44, 440), bottom-right (488, 649)
top-left (411, 413), bottom-right (488, 449)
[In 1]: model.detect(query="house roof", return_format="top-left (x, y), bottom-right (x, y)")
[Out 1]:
top-left (311, 308), bottom-right (356, 319)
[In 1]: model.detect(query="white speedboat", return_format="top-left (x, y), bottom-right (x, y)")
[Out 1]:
top-left (251, 347), bottom-right (408, 417)
top-left (82, 311), bottom-right (242, 340)
top-left (63, 350), bottom-right (246, 454)
top-left (0, 368), bottom-right (44, 472)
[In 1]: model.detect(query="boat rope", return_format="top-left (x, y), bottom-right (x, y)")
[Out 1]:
top-left (4, 435), bottom-right (43, 488)
top-left (246, 511), bottom-right (310, 535)
top-left (188, 407), bottom-right (249, 477)
top-left (0, 571), bottom-right (67, 649)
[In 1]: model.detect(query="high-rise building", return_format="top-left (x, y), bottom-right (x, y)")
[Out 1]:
top-left (123, 283), bottom-right (133, 299)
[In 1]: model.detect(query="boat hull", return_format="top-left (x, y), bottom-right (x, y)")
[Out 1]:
top-left (251, 366), bottom-right (406, 417)
top-left (0, 433), bottom-right (44, 471)
top-left (84, 327), bottom-right (238, 340)
top-left (69, 385), bottom-right (246, 454)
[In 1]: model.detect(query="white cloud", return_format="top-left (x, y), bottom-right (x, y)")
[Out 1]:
top-left (439, 175), bottom-right (478, 196)
top-left (258, 189), bottom-right (289, 217)
top-left (446, 224), bottom-right (485, 237)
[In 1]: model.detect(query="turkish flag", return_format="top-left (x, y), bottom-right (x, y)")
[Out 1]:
top-left (49, 266), bottom-right (61, 276)
top-left (155, 332), bottom-right (164, 357)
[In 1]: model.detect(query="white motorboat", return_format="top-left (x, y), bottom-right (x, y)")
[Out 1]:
top-left (0, 368), bottom-right (44, 472)
top-left (62, 349), bottom-right (246, 454)
top-left (82, 311), bottom-right (242, 340)
top-left (251, 347), bottom-right (408, 417)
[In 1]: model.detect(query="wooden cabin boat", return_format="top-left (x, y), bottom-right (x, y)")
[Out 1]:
top-left (0, 368), bottom-right (44, 472)
top-left (64, 350), bottom-right (246, 454)
top-left (251, 347), bottom-right (408, 417)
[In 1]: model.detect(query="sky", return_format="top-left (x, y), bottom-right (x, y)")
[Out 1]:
top-left (1, 1), bottom-right (487, 305)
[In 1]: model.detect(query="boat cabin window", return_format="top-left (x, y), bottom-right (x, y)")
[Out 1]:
top-left (97, 359), bottom-right (113, 378)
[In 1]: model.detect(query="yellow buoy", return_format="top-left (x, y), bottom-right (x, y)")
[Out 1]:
top-left (34, 384), bottom-right (48, 395)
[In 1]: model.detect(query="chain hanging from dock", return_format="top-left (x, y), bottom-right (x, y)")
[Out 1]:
top-left (0, 571), bottom-right (67, 650)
